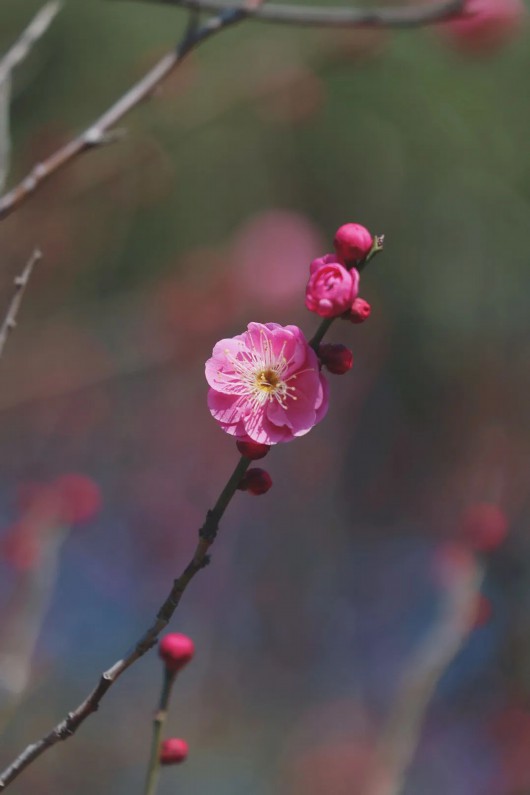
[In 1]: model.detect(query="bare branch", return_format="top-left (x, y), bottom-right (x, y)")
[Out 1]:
top-left (0, 7), bottom-right (246, 222)
top-left (0, 249), bottom-right (41, 360)
top-left (120, 0), bottom-right (465, 29)
top-left (0, 455), bottom-right (251, 790)
top-left (0, 2), bottom-right (62, 192)
top-left (0, 2), bottom-right (62, 82)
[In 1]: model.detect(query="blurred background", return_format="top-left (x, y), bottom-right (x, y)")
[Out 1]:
top-left (0, 0), bottom-right (529, 793)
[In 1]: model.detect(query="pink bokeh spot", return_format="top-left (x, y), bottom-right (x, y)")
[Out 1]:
top-left (230, 211), bottom-right (325, 308)
top-left (439, 0), bottom-right (526, 53)
top-left (206, 322), bottom-right (329, 445)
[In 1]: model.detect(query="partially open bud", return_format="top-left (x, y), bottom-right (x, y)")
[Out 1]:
top-left (348, 297), bottom-right (371, 324)
top-left (305, 260), bottom-right (358, 318)
top-left (333, 223), bottom-right (373, 265)
top-left (160, 738), bottom-right (189, 765)
top-left (158, 633), bottom-right (195, 673)
top-left (236, 439), bottom-right (271, 460)
top-left (238, 468), bottom-right (272, 495)
top-left (318, 344), bottom-right (353, 375)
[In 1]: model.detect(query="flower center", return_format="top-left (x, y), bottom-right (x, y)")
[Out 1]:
top-left (256, 368), bottom-right (280, 393)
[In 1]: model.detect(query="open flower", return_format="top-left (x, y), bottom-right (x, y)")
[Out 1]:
top-left (206, 322), bottom-right (328, 444)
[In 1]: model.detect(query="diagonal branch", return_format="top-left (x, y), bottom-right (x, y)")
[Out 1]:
top-left (0, 2), bottom-right (62, 82)
top-left (0, 6), bottom-right (246, 223)
top-left (0, 2), bottom-right (63, 193)
top-left (0, 455), bottom-right (251, 791)
top-left (0, 248), bottom-right (42, 360)
top-left (120, 0), bottom-right (465, 29)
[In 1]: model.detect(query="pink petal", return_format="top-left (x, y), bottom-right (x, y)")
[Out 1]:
top-left (207, 390), bottom-right (247, 436)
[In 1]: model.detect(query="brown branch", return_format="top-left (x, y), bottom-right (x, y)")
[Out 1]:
top-left (0, 248), bottom-right (41, 359)
top-left (121, 0), bottom-right (465, 29)
top-left (0, 7), bottom-right (247, 223)
top-left (143, 668), bottom-right (177, 795)
top-left (0, 455), bottom-right (251, 790)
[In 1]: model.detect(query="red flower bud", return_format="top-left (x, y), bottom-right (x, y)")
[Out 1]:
top-left (236, 439), bottom-right (271, 460)
top-left (333, 223), bottom-right (373, 264)
top-left (238, 468), bottom-right (272, 495)
top-left (318, 344), bottom-right (353, 375)
top-left (348, 297), bottom-right (371, 324)
top-left (160, 738), bottom-right (188, 765)
top-left (158, 633), bottom-right (195, 673)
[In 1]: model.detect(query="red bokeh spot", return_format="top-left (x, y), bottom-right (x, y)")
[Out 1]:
top-left (1, 523), bottom-right (40, 571)
top-left (459, 503), bottom-right (509, 552)
top-left (472, 594), bottom-right (493, 628)
top-left (53, 474), bottom-right (102, 525)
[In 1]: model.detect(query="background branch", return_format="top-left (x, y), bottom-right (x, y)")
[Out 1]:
top-left (0, 249), bottom-right (41, 360)
top-left (363, 553), bottom-right (484, 795)
top-left (0, 2), bottom-right (62, 193)
top-left (0, 6), bottom-right (246, 222)
top-left (0, 3), bottom-right (62, 82)
top-left (120, 0), bottom-right (465, 28)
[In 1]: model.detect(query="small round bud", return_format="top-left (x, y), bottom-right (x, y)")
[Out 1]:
top-left (238, 468), bottom-right (273, 495)
top-left (333, 223), bottom-right (373, 264)
top-left (158, 633), bottom-right (195, 673)
top-left (318, 344), bottom-right (353, 375)
top-left (348, 297), bottom-right (371, 324)
top-left (160, 738), bottom-right (189, 765)
top-left (236, 439), bottom-right (271, 460)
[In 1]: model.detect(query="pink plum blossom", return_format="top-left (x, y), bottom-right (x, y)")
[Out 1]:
top-left (305, 259), bottom-right (359, 318)
top-left (206, 323), bottom-right (328, 445)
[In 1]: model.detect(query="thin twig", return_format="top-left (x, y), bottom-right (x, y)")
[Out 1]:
top-left (0, 2), bottom-right (62, 82)
top-left (120, 0), bottom-right (466, 28)
top-left (0, 3), bottom-right (62, 193)
top-left (0, 454), bottom-right (251, 790)
top-left (0, 525), bottom-right (70, 731)
top-left (143, 669), bottom-right (177, 795)
top-left (0, 249), bottom-right (41, 359)
top-left (0, 7), bottom-right (246, 222)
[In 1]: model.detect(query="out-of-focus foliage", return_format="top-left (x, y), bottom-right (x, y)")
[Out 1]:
top-left (0, 1), bottom-right (529, 794)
